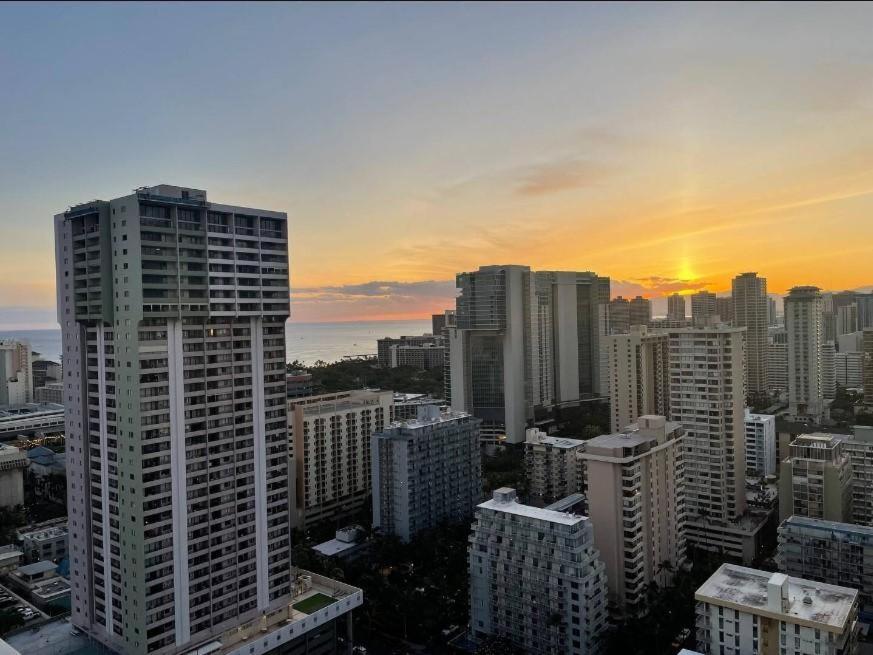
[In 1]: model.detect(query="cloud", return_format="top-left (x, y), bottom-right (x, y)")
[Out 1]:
top-left (612, 276), bottom-right (711, 298)
top-left (516, 158), bottom-right (611, 196)
top-left (291, 280), bottom-right (456, 322)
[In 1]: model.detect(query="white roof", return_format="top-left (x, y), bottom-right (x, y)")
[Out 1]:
top-left (477, 496), bottom-right (585, 526)
top-left (696, 564), bottom-right (857, 630)
top-left (533, 436), bottom-right (586, 449)
top-left (312, 539), bottom-right (358, 557)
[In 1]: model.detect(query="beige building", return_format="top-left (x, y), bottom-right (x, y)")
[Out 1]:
top-left (289, 390), bottom-right (393, 529)
top-left (579, 416), bottom-right (686, 615)
top-left (605, 325), bottom-right (670, 433)
top-left (785, 286), bottom-right (826, 422)
top-left (667, 293), bottom-right (686, 321)
top-left (0, 444), bottom-right (27, 509)
top-left (779, 434), bottom-right (852, 523)
top-left (669, 327), bottom-right (755, 560)
top-left (523, 428), bottom-right (585, 506)
top-left (715, 296), bottom-right (733, 325)
top-left (864, 328), bottom-right (873, 405)
top-left (732, 273), bottom-right (769, 401)
top-left (0, 340), bottom-right (32, 406)
top-left (695, 564), bottom-right (859, 655)
top-left (690, 291), bottom-right (717, 327)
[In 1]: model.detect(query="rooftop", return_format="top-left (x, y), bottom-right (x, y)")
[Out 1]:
top-left (312, 539), bottom-right (360, 557)
top-left (531, 435), bottom-right (586, 449)
top-left (696, 564), bottom-right (857, 630)
top-left (781, 515), bottom-right (873, 538)
top-left (381, 407), bottom-right (476, 434)
top-left (477, 488), bottom-right (586, 526)
top-left (17, 560), bottom-right (57, 576)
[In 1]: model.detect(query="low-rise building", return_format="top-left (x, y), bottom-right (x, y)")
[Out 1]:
top-left (33, 382), bottom-right (63, 405)
top-left (377, 334), bottom-right (443, 369)
top-left (286, 370), bottom-right (314, 399)
top-left (578, 416), bottom-right (686, 615)
top-left (778, 515), bottom-right (873, 617)
top-left (524, 428), bottom-right (585, 507)
top-left (391, 392), bottom-right (445, 421)
top-left (0, 444), bottom-right (27, 509)
top-left (372, 406), bottom-right (481, 542)
top-left (744, 411), bottom-right (777, 478)
top-left (695, 564), bottom-right (859, 655)
top-left (0, 544), bottom-right (23, 573)
top-left (468, 488), bottom-right (609, 655)
top-left (17, 522), bottom-right (68, 563)
top-left (289, 390), bottom-right (393, 529)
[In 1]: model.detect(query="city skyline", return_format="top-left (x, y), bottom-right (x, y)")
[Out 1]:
top-left (4, 3), bottom-right (873, 327)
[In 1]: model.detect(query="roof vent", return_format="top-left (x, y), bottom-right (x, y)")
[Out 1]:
top-left (803, 596), bottom-right (813, 605)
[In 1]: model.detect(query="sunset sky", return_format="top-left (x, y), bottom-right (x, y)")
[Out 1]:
top-left (2, 2), bottom-right (873, 329)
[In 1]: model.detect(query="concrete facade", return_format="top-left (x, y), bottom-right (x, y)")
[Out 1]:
top-left (55, 185), bottom-right (296, 655)
top-left (778, 516), bottom-right (873, 616)
top-left (0, 444), bottom-right (27, 509)
top-left (448, 265), bottom-right (609, 444)
top-left (605, 325), bottom-right (670, 433)
top-left (779, 434), bottom-right (852, 523)
top-left (288, 390), bottom-right (392, 529)
top-left (469, 488), bottom-right (608, 654)
top-left (579, 416), bottom-right (686, 615)
top-left (668, 327), bottom-right (750, 560)
top-left (694, 564), bottom-right (858, 655)
top-left (372, 407), bottom-right (482, 541)
top-left (524, 428), bottom-right (585, 507)
top-left (0, 340), bottom-right (33, 407)
top-left (785, 287), bottom-right (826, 422)
top-left (744, 411), bottom-right (777, 478)
top-left (690, 291), bottom-right (717, 328)
top-left (732, 273), bottom-right (768, 401)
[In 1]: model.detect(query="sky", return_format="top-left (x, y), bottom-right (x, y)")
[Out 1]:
top-left (2, 2), bottom-right (873, 329)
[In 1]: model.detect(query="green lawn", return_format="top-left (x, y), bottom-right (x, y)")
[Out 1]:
top-left (293, 593), bottom-right (336, 614)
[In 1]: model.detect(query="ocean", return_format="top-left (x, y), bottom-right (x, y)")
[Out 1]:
top-left (0, 319), bottom-right (432, 366)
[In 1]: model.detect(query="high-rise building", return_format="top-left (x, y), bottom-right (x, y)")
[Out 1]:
top-left (778, 434), bottom-right (852, 523)
top-left (371, 406), bottom-right (481, 542)
top-left (822, 341), bottom-right (836, 400)
top-left (288, 390), bottom-right (392, 528)
top-left (744, 411), bottom-right (776, 478)
top-left (0, 340), bottom-right (33, 406)
top-left (857, 294), bottom-right (873, 330)
top-left (578, 416), bottom-right (686, 615)
top-left (836, 303), bottom-right (858, 337)
top-left (778, 516), bottom-right (873, 614)
top-left (843, 426), bottom-right (873, 527)
top-left (667, 293), bottom-right (686, 321)
top-left (448, 265), bottom-right (609, 444)
top-left (432, 311), bottom-right (454, 335)
top-left (694, 564), bottom-right (859, 655)
top-left (56, 185), bottom-right (359, 655)
top-left (785, 286), bottom-right (826, 422)
top-left (715, 296), bottom-right (733, 325)
top-left (629, 296), bottom-right (651, 328)
top-left (608, 295), bottom-right (630, 334)
top-left (605, 325), bottom-right (670, 433)
top-left (864, 329), bottom-right (873, 405)
top-left (669, 327), bottom-right (754, 560)
top-left (767, 327), bottom-right (789, 393)
top-left (835, 351), bottom-right (864, 389)
top-left (732, 273), bottom-right (769, 401)
top-left (767, 296), bottom-right (778, 326)
top-left (468, 487), bottom-right (609, 654)
top-left (524, 428), bottom-right (585, 507)
top-left (690, 291), bottom-right (717, 327)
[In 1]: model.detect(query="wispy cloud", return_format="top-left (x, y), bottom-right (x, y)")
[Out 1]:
top-left (291, 280), bottom-right (456, 322)
top-left (516, 158), bottom-right (611, 196)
